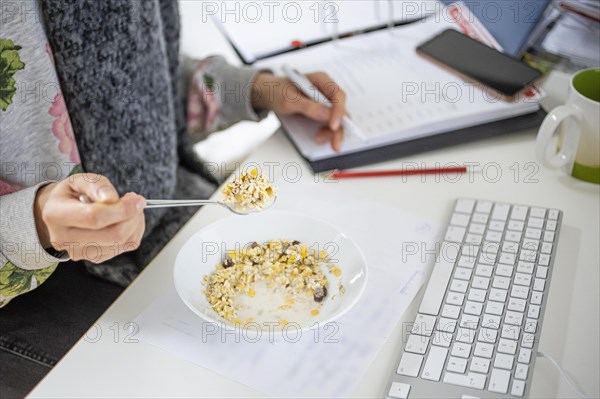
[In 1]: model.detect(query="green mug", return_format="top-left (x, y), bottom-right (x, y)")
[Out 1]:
top-left (536, 68), bottom-right (600, 184)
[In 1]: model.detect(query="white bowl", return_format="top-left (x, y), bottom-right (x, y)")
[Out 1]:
top-left (173, 210), bottom-right (368, 338)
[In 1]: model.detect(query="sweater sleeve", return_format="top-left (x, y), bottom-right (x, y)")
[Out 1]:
top-left (0, 183), bottom-right (66, 307)
top-left (184, 55), bottom-right (271, 142)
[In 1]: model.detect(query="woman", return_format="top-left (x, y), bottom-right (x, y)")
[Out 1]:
top-left (0, 1), bottom-right (346, 395)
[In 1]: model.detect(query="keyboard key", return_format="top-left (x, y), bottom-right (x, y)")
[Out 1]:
top-left (460, 314), bottom-right (480, 329)
top-left (464, 301), bottom-right (483, 316)
top-left (518, 348), bottom-right (532, 364)
top-left (447, 356), bottom-right (468, 373)
top-left (450, 279), bottom-right (468, 293)
top-left (450, 213), bottom-right (470, 227)
top-left (515, 363), bottom-right (529, 380)
top-left (485, 301), bottom-right (504, 316)
top-left (544, 231), bottom-right (555, 242)
top-left (478, 252), bottom-right (496, 265)
top-left (533, 278), bottom-right (546, 291)
top-left (496, 265), bottom-right (513, 277)
top-left (475, 200), bottom-right (492, 213)
top-left (514, 273), bottom-right (532, 287)
top-left (482, 241), bottom-right (500, 256)
top-left (404, 334), bottom-right (429, 354)
top-left (458, 255), bottom-right (476, 269)
top-left (520, 249), bottom-right (537, 262)
top-left (485, 231), bottom-right (503, 242)
top-left (468, 223), bottom-right (486, 234)
top-left (531, 291), bottom-right (543, 305)
top-left (489, 368), bottom-right (511, 394)
top-left (489, 221), bottom-right (505, 231)
top-left (455, 199), bottom-right (475, 214)
top-left (527, 305), bottom-right (540, 319)
top-left (442, 304), bottom-right (461, 319)
top-left (418, 243), bottom-right (458, 316)
top-left (471, 213), bottom-right (488, 224)
top-left (512, 380), bottom-right (526, 397)
top-left (445, 226), bottom-right (466, 243)
top-left (508, 298), bottom-right (527, 312)
top-left (524, 319), bottom-right (537, 334)
top-left (468, 288), bottom-right (487, 303)
top-left (482, 314), bottom-right (501, 329)
top-left (489, 288), bottom-right (508, 302)
top-left (530, 207), bottom-right (546, 218)
top-left (492, 203), bottom-right (510, 221)
top-left (522, 333), bottom-right (535, 349)
top-left (470, 356), bottom-right (491, 373)
top-left (545, 220), bottom-right (557, 232)
top-left (397, 352), bottom-right (423, 377)
top-left (541, 242), bottom-right (553, 254)
top-left (446, 292), bottom-right (465, 306)
top-left (475, 264), bottom-right (493, 278)
top-left (443, 372), bottom-right (486, 390)
top-left (538, 253), bottom-right (550, 266)
top-left (474, 342), bottom-right (494, 358)
top-left (478, 327), bottom-right (497, 343)
top-left (498, 338), bottom-right (517, 355)
top-left (494, 353), bottom-right (514, 370)
top-left (502, 241), bottom-right (519, 253)
top-left (388, 382), bottom-right (411, 399)
top-left (522, 238), bottom-right (540, 251)
top-left (472, 276), bottom-right (490, 290)
top-left (411, 314), bottom-right (437, 336)
top-left (517, 261), bottom-right (534, 274)
top-left (508, 220), bottom-right (525, 231)
top-left (505, 311), bottom-right (524, 326)
top-left (548, 209), bottom-right (559, 220)
top-left (511, 285), bottom-right (529, 299)
top-left (462, 244), bottom-right (479, 257)
top-left (505, 231), bottom-right (522, 242)
top-left (527, 217), bottom-right (544, 229)
top-left (493, 276), bottom-right (511, 290)
top-left (511, 205), bottom-right (528, 221)
top-left (431, 330), bottom-right (452, 348)
top-left (454, 267), bottom-right (472, 281)
top-left (525, 227), bottom-right (542, 240)
top-left (501, 325), bottom-right (520, 340)
top-left (499, 252), bottom-right (516, 265)
top-left (464, 234), bottom-right (482, 245)
top-left (436, 317), bottom-right (457, 333)
top-left (451, 342), bottom-right (472, 359)
top-left (535, 266), bottom-right (548, 279)
top-left (421, 346), bottom-right (448, 381)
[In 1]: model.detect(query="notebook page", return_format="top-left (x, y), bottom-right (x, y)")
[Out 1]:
top-left (255, 3), bottom-right (540, 161)
top-left (214, 0), bottom-right (441, 63)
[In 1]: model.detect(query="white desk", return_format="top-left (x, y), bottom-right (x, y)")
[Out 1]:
top-left (29, 6), bottom-right (600, 397)
top-left (29, 122), bottom-right (599, 398)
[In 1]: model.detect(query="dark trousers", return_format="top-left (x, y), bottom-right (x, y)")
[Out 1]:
top-left (0, 262), bottom-right (123, 398)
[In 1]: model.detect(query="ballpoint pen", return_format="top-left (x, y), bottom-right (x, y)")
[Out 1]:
top-left (282, 64), bottom-right (368, 142)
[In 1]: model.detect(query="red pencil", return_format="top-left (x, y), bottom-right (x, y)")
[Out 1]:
top-left (331, 166), bottom-right (472, 179)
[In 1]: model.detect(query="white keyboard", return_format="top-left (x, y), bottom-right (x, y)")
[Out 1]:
top-left (386, 198), bottom-right (563, 398)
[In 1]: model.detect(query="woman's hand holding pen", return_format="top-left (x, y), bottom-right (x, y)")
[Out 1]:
top-left (252, 72), bottom-right (347, 152)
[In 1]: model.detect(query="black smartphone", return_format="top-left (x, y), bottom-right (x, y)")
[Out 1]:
top-left (416, 29), bottom-right (542, 101)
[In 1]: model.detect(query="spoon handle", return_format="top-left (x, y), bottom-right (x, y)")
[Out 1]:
top-left (145, 199), bottom-right (216, 209)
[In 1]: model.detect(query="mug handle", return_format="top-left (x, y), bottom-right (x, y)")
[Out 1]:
top-left (536, 105), bottom-right (582, 169)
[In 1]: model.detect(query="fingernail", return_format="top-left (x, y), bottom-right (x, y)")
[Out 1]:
top-left (97, 186), bottom-right (114, 202)
top-left (330, 119), bottom-right (341, 131)
top-left (136, 198), bottom-right (146, 211)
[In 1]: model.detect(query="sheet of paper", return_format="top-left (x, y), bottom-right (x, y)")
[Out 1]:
top-left (214, 1), bottom-right (441, 63)
top-left (255, 2), bottom-right (541, 161)
top-left (134, 190), bottom-right (442, 398)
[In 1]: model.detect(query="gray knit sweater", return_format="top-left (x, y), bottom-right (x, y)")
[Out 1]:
top-left (0, 0), bottom-right (266, 306)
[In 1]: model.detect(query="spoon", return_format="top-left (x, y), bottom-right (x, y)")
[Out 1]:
top-left (78, 195), bottom-right (276, 215)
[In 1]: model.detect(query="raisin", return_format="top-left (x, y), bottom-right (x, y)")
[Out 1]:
top-left (313, 286), bottom-right (327, 302)
top-left (223, 257), bottom-right (234, 268)
top-left (292, 240), bottom-right (300, 245)
top-left (250, 242), bottom-right (260, 249)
